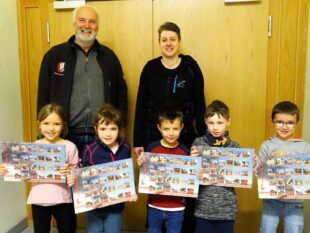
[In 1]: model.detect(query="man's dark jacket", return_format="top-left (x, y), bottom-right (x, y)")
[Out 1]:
top-left (37, 35), bottom-right (128, 131)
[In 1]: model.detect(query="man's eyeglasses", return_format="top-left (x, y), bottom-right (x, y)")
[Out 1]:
top-left (273, 120), bottom-right (297, 129)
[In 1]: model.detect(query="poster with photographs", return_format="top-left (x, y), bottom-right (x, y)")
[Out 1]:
top-left (1, 142), bottom-right (66, 183)
top-left (138, 152), bottom-right (202, 198)
top-left (72, 158), bottom-right (137, 214)
top-left (257, 154), bottom-right (310, 199)
top-left (197, 146), bottom-right (254, 188)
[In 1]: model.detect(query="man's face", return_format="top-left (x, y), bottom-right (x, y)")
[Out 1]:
top-left (74, 7), bottom-right (98, 43)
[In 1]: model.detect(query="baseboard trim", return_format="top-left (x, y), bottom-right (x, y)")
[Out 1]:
top-left (7, 218), bottom-right (28, 233)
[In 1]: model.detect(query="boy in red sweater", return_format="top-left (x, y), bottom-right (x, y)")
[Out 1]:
top-left (137, 110), bottom-right (190, 233)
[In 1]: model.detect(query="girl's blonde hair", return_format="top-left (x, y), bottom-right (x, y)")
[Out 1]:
top-left (37, 103), bottom-right (68, 137)
top-left (94, 104), bottom-right (125, 141)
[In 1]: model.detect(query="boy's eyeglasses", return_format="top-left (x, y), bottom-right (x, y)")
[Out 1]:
top-left (273, 120), bottom-right (297, 129)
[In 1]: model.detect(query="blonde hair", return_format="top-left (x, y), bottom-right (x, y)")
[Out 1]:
top-left (37, 103), bottom-right (68, 137)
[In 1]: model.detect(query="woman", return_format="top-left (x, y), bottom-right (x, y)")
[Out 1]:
top-left (133, 22), bottom-right (206, 233)
top-left (133, 22), bottom-right (206, 156)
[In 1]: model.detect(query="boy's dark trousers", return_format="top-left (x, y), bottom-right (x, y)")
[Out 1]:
top-left (181, 198), bottom-right (196, 233)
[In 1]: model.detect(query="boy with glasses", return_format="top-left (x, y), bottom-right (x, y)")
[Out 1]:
top-left (259, 101), bottom-right (310, 233)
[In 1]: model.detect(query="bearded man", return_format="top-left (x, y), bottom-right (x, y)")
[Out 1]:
top-left (37, 5), bottom-right (128, 157)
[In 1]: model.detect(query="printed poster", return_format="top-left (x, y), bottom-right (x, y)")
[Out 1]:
top-left (1, 142), bottom-right (66, 183)
top-left (197, 146), bottom-right (254, 188)
top-left (257, 154), bottom-right (310, 199)
top-left (72, 158), bottom-right (137, 214)
top-left (138, 152), bottom-right (202, 198)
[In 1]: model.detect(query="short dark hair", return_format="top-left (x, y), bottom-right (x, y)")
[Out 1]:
top-left (205, 100), bottom-right (230, 120)
top-left (94, 104), bottom-right (125, 141)
top-left (158, 22), bottom-right (181, 41)
top-left (158, 110), bottom-right (184, 125)
top-left (37, 103), bottom-right (68, 137)
top-left (272, 101), bottom-right (300, 122)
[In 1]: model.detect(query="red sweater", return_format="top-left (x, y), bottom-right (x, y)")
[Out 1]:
top-left (146, 140), bottom-right (190, 209)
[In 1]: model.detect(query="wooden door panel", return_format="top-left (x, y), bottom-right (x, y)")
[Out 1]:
top-left (47, 0), bottom-right (153, 230)
top-left (17, 0), bottom-right (309, 232)
top-left (17, 0), bottom-right (50, 225)
top-left (153, 0), bottom-right (269, 232)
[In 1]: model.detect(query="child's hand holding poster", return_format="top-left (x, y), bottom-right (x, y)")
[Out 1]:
top-left (138, 152), bottom-right (202, 198)
top-left (197, 146), bottom-right (254, 188)
top-left (257, 154), bottom-right (310, 199)
top-left (72, 158), bottom-right (137, 214)
top-left (1, 142), bottom-right (66, 183)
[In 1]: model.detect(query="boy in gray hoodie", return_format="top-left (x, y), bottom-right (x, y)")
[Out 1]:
top-left (259, 101), bottom-right (310, 233)
top-left (190, 100), bottom-right (239, 233)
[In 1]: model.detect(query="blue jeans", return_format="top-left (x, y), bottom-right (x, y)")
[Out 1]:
top-left (85, 210), bottom-right (122, 233)
top-left (260, 200), bottom-right (304, 233)
top-left (195, 218), bottom-right (234, 233)
top-left (148, 206), bottom-right (184, 233)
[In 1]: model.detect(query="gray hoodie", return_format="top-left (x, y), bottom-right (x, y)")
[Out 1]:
top-left (192, 136), bottom-right (240, 220)
top-left (259, 136), bottom-right (310, 203)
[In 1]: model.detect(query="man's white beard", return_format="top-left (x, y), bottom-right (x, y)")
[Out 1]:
top-left (75, 29), bottom-right (97, 44)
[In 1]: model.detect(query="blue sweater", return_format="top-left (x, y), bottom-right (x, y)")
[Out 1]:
top-left (82, 139), bottom-right (131, 213)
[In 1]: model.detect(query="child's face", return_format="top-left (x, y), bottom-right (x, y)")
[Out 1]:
top-left (96, 121), bottom-right (119, 148)
top-left (205, 114), bottom-right (230, 138)
top-left (273, 113), bottom-right (298, 141)
top-left (157, 118), bottom-right (183, 147)
top-left (39, 112), bottom-right (63, 143)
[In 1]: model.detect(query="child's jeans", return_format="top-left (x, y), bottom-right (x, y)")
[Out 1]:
top-left (85, 209), bottom-right (122, 233)
top-left (148, 206), bottom-right (184, 233)
top-left (195, 218), bottom-right (234, 233)
top-left (260, 200), bottom-right (304, 233)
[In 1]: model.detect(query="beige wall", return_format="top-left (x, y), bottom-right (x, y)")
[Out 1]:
top-left (0, 0), bottom-right (26, 232)
top-left (302, 4), bottom-right (310, 233)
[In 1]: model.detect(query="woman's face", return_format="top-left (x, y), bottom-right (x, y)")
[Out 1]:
top-left (159, 30), bottom-right (181, 59)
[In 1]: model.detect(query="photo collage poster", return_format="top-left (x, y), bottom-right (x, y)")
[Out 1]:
top-left (257, 154), bottom-right (310, 199)
top-left (72, 158), bottom-right (137, 214)
top-left (138, 152), bottom-right (202, 198)
top-left (1, 142), bottom-right (66, 183)
top-left (197, 146), bottom-right (254, 188)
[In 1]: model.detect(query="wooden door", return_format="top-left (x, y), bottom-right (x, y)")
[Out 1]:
top-left (17, 0), bottom-right (49, 142)
top-left (17, 0), bottom-right (50, 225)
top-left (153, 0), bottom-right (268, 232)
top-left (17, 0), bottom-right (309, 232)
top-left (47, 0), bottom-right (153, 230)
top-left (266, 1), bottom-right (309, 230)
top-left (266, 0), bottom-right (309, 138)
